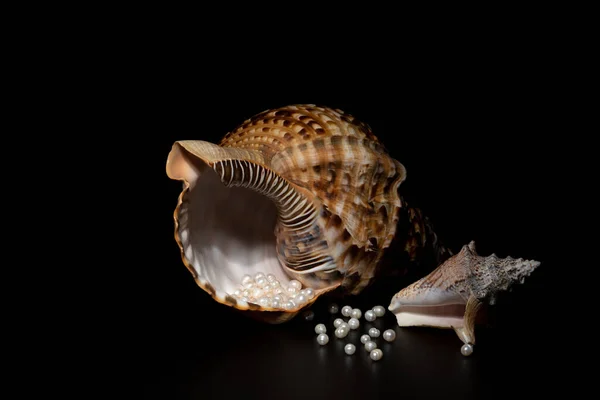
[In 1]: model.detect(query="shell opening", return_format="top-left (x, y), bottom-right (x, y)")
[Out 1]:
top-left (178, 165), bottom-right (296, 301)
top-left (389, 304), bottom-right (467, 328)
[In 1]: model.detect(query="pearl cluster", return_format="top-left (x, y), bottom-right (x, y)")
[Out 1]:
top-left (232, 272), bottom-right (315, 310)
top-left (315, 303), bottom-right (397, 361)
top-left (322, 302), bottom-right (475, 357)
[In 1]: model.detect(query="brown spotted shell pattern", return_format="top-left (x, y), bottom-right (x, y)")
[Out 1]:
top-left (166, 104), bottom-right (407, 318)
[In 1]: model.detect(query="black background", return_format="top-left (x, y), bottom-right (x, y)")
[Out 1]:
top-left (95, 45), bottom-right (567, 399)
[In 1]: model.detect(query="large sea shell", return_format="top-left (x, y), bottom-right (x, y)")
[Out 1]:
top-left (389, 241), bottom-right (541, 344)
top-left (166, 105), bottom-right (414, 322)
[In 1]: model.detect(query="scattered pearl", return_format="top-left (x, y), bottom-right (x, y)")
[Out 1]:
top-left (266, 273), bottom-right (277, 282)
top-left (304, 288), bottom-right (315, 299)
top-left (383, 329), bottom-right (396, 342)
top-left (254, 272), bottom-right (265, 281)
top-left (271, 300), bottom-right (280, 309)
top-left (333, 318), bottom-right (344, 328)
top-left (351, 308), bottom-right (362, 319)
top-left (348, 318), bottom-right (360, 330)
top-left (233, 289), bottom-right (242, 297)
top-left (372, 305), bottom-right (386, 317)
top-left (242, 289), bottom-right (250, 298)
top-left (241, 275), bottom-right (253, 287)
top-left (339, 322), bottom-right (349, 331)
top-left (360, 334), bottom-right (371, 344)
top-left (303, 310), bottom-right (314, 321)
top-left (328, 303), bottom-right (339, 314)
top-left (365, 310), bottom-right (376, 321)
top-left (368, 328), bottom-right (380, 338)
top-left (364, 341), bottom-right (377, 352)
top-left (344, 343), bottom-right (356, 355)
top-left (317, 333), bottom-right (329, 345)
top-left (461, 344), bottom-right (474, 356)
top-left (274, 287), bottom-right (285, 295)
top-left (341, 306), bottom-right (353, 317)
top-left (335, 327), bottom-right (349, 338)
top-left (315, 323), bottom-right (327, 334)
top-left (289, 280), bottom-right (302, 290)
top-left (369, 348), bottom-right (383, 361)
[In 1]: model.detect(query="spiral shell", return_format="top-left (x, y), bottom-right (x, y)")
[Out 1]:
top-left (389, 241), bottom-right (541, 344)
top-left (166, 104), bottom-right (407, 321)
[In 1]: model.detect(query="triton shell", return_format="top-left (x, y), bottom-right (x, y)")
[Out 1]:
top-left (388, 241), bottom-right (541, 344)
top-left (166, 105), bottom-right (407, 322)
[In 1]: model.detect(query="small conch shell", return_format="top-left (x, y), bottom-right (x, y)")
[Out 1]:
top-left (388, 241), bottom-right (541, 345)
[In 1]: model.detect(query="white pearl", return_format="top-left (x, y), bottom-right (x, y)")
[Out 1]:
top-left (383, 329), bottom-right (396, 342)
top-left (315, 323), bottom-right (327, 334)
top-left (304, 288), bottom-right (315, 299)
top-left (461, 344), bottom-right (474, 356)
top-left (328, 303), bottom-right (339, 314)
top-left (254, 272), bottom-right (265, 281)
top-left (289, 280), bottom-right (302, 290)
top-left (333, 318), bottom-right (344, 328)
top-left (284, 300), bottom-right (296, 310)
top-left (256, 277), bottom-right (268, 288)
top-left (266, 273), bottom-right (277, 282)
top-left (244, 282), bottom-right (255, 291)
top-left (344, 344), bottom-right (356, 355)
top-left (251, 287), bottom-right (264, 299)
top-left (364, 341), bottom-right (377, 352)
top-left (241, 296), bottom-right (249, 302)
top-left (269, 281), bottom-right (281, 289)
top-left (369, 348), bottom-right (383, 361)
top-left (317, 333), bottom-right (329, 345)
top-left (335, 327), bottom-right (349, 338)
top-left (364, 310), bottom-right (376, 321)
top-left (242, 289), bottom-right (250, 298)
top-left (339, 322), bottom-right (349, 331)
top-left (372, 305), bottom-right (385, 317)
top-left (295, 294), bottom-right (307, 305)
top-left (351, 308), bottom-right (362, 319)
top-left (271, 300), bottom-right (281, 309)
top-left (272, 295), bottom-right (283, 303)
top-left (274, 287), bottom-right (285, 295)
top-left (348, 318), bottom-right (360, 330)
top-left (286, 286), bottom-right (297, 295)
top-left (360, 334), bottom-right (371, 344)
top-left (233, 289), bottom-right (242, 297)
top-left (368, 328), bottom-right (380, 338)
top-left (258, 297), bottom-right (270, 307)
top-left (241, 274), bottom-right (253, 287)
top-left (341, 306), bottom-right (353, 317)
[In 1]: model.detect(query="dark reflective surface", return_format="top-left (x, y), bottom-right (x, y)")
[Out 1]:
top-left (112, 93), bottom-right (560, 399)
